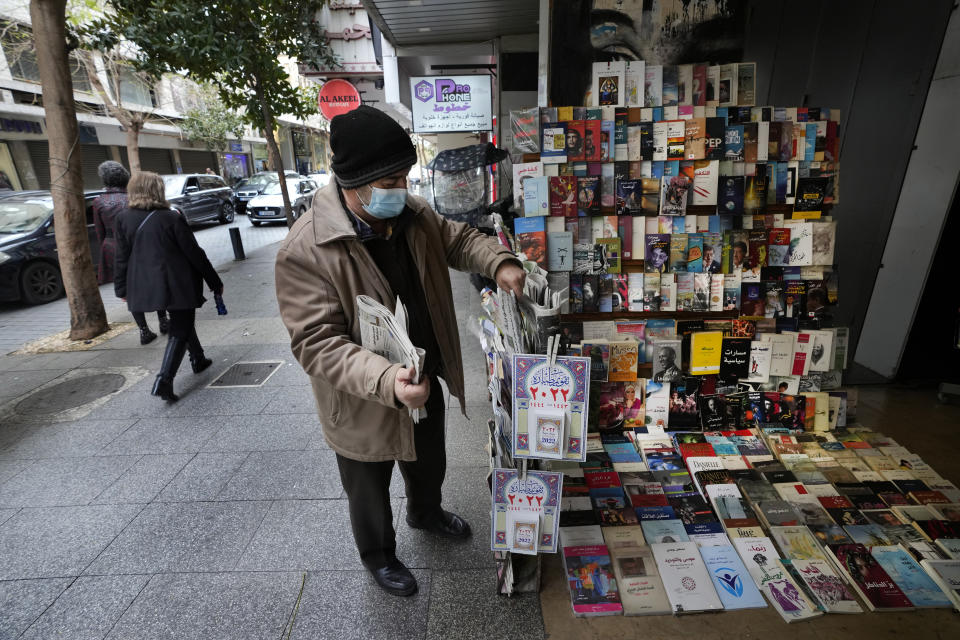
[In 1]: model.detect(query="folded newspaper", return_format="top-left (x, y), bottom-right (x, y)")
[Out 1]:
top-left (356, 295), bottom-right (427, 422)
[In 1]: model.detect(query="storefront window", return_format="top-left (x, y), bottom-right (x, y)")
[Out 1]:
top-left (222, 153), bottom-right (249, 185)
top-left (292, 131), bottom-right (313, 175)
top-left (252, 144), bottom-right (269, 173)
top-left (0, 142), bottom-right (22, 190)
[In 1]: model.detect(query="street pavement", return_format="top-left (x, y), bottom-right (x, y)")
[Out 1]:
top-left (0, 215), bottom-right (290, 354)
top-left (0, 239), bottom-right (544, 640)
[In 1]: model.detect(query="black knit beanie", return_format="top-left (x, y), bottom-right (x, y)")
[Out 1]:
top-left (330, 105), bottom-right (417, 188)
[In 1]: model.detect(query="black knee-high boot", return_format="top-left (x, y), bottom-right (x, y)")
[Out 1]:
top-left (187, 328), bottom-right (212, 374)
top-left (152, 337), bottom-right (188, 402)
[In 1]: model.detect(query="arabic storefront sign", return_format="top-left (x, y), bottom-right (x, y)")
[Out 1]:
top-left (409, 75), bottom-right (492, 134)
top-left (318, 79), bottom-right (362, 120)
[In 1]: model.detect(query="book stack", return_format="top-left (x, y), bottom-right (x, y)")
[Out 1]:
top-left (541, 425), bottom-right (960, 619)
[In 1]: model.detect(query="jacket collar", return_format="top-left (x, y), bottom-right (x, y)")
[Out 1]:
top-left (312, 182), bottom-right (359, 246)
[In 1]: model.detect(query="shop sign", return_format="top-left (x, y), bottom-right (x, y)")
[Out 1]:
top-left (0, 118), bottom-right (42, 134)
top-left (317, 79), bottom-right (361, 120)
top-left (229, 141), bottom-right (243, 152)
top-left (409, 75), bottom-right (492, 133)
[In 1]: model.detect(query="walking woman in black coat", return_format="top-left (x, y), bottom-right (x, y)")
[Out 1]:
top-left (114, 171), bottom-right (224, 401)
top-left (92, 161), bottom-right (169, 344)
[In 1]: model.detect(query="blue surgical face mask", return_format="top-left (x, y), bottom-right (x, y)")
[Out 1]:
top-left (359, 186), bottom-right (408, 219)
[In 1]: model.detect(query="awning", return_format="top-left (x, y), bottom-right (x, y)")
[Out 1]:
top-left (363, 0), bottom-right (539, 46)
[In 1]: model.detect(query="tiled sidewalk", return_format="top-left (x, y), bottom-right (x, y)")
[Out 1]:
top-left (0, 243), bottom-right (544, 640)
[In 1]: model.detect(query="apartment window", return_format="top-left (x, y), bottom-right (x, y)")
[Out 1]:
top-left (0, 22), bottom-right (92, 92)
top-left (111, 64), bottom-right (156, 108)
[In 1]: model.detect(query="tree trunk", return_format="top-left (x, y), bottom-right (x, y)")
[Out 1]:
top-left (254, 81), bottom-right (294, 227)
top-left (125, 120), bottom-right (142, 172)
top-left (30, 0), bottom-right (107, 340)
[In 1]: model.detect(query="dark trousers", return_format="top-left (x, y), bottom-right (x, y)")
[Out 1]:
top-left (336, 377), bottom-right (446, 569)
top-left (166, 309), bottom-right (195, 339)
top-left (132, 310), bottom-right (167, 329)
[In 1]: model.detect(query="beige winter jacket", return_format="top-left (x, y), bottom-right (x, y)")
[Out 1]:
top-left (275, 182), bottom-right (517, 462)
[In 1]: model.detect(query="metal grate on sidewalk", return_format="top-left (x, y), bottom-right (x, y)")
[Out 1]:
top-left (209, 361), bottom-right (283, 388)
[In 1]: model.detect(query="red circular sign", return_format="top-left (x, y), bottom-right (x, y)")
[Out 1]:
top-left (318, 79), bottom-right (361, 120)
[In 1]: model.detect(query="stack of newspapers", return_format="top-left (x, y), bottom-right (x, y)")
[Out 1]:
top-left (356, 295), bottom-right (427, 423)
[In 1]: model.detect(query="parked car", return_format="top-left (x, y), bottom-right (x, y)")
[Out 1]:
top-left (0, 190), bottom-right (102, 305)
top-left (163, 174), bottom-right (235, 226)
top-left (233, 170), bottom-right (300, 214)
top-left (306, 172), bottom-right (331, 188)
top-left (247, 178), bottom-right (318, 226)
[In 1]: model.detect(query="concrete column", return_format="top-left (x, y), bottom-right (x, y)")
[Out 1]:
top-left (8, 140), bottom-right (39, 189)
top-left (171, 148), bottom-right (183, 174)
top-left (109, 146), bottom-right (122, 162)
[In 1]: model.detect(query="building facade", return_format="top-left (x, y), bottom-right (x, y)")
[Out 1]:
top-left (0, 6), bottom-right (329, 190)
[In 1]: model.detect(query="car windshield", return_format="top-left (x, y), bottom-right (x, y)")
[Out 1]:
top-left (163, 175), bottom-right (187, 198)
top-left (262, 180), bottom-right (299, 195)
top-left (0, 200), bottom-right (53, 233)
top-left (241, 174), bottom-right (278, 189)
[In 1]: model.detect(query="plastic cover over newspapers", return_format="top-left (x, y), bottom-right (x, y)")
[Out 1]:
top-left (356, 295), bottom-right (427, 422)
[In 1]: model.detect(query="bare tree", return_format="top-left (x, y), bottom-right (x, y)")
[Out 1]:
top-left (69, 3), bottom-right (162, 172)
top-left (29, 0), bottom-right (108, 339)
top-left (76, 50), bottom-right (153, 172)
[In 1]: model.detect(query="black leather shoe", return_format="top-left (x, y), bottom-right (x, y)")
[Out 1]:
top-left (406, 510), bottom-right (472, 540)
top-left (139, 327), bottom-right (157, 345)
top-left (369, 558), bottom-right (418, 597)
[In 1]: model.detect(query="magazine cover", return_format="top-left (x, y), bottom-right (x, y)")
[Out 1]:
top-left (594, 381), bottom-right (626, 430)
top-left (514, 216), bottom-right (546, 268)
top-left (509, 107), bottom-right (539, 153)
top-left (659, 175), bottom-right (690, 216)
top-left (577, 176), bottom-right (600, 216)
top-left (512, 354), bottom-right (591, 462)
top-left (541, 121), bottom-right (568, 164)
top-left (645, 234), bottom-right (671, 274)
top-left (564, 545), bottom-right (623, 616)
top-left (829, 543), bottom-right (913, 610)
top-left (791, 558), bottom-right (862, 613)
top-left (549, 176), bottom-right (578, 217)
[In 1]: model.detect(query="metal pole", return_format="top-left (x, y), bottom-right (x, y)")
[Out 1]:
top-left (229, 227), bottom-right (246, 261)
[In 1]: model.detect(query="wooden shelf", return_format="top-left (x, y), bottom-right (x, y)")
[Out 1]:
top-left (560, 310), bottom-right (740, 321)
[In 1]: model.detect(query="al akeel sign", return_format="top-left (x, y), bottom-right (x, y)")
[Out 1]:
top-left (317, 79), bottom-right (361, 120)
top-left (410, 75), bottom-right (492, 133)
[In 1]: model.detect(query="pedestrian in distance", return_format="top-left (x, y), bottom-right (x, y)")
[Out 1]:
top-left (92, 161), bottom-right (169, 344)
top-left (275, 105), bottom-right (526, 598)
top-left (114, 171), bottom-right (223, 402)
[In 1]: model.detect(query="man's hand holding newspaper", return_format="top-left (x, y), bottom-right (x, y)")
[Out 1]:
top-left (394, 366), bottom-right (430, 410)
top-left (356, 295), bottom-right (428, 423)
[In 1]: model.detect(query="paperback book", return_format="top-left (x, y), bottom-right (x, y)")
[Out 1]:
top-left (652, 542), bottom-right (724, 614)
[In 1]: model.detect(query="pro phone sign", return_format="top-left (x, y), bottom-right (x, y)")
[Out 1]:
top-left (410, 75), bottom-right (492, 133)
top-left (317, 79), bottom-right (361, 120)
